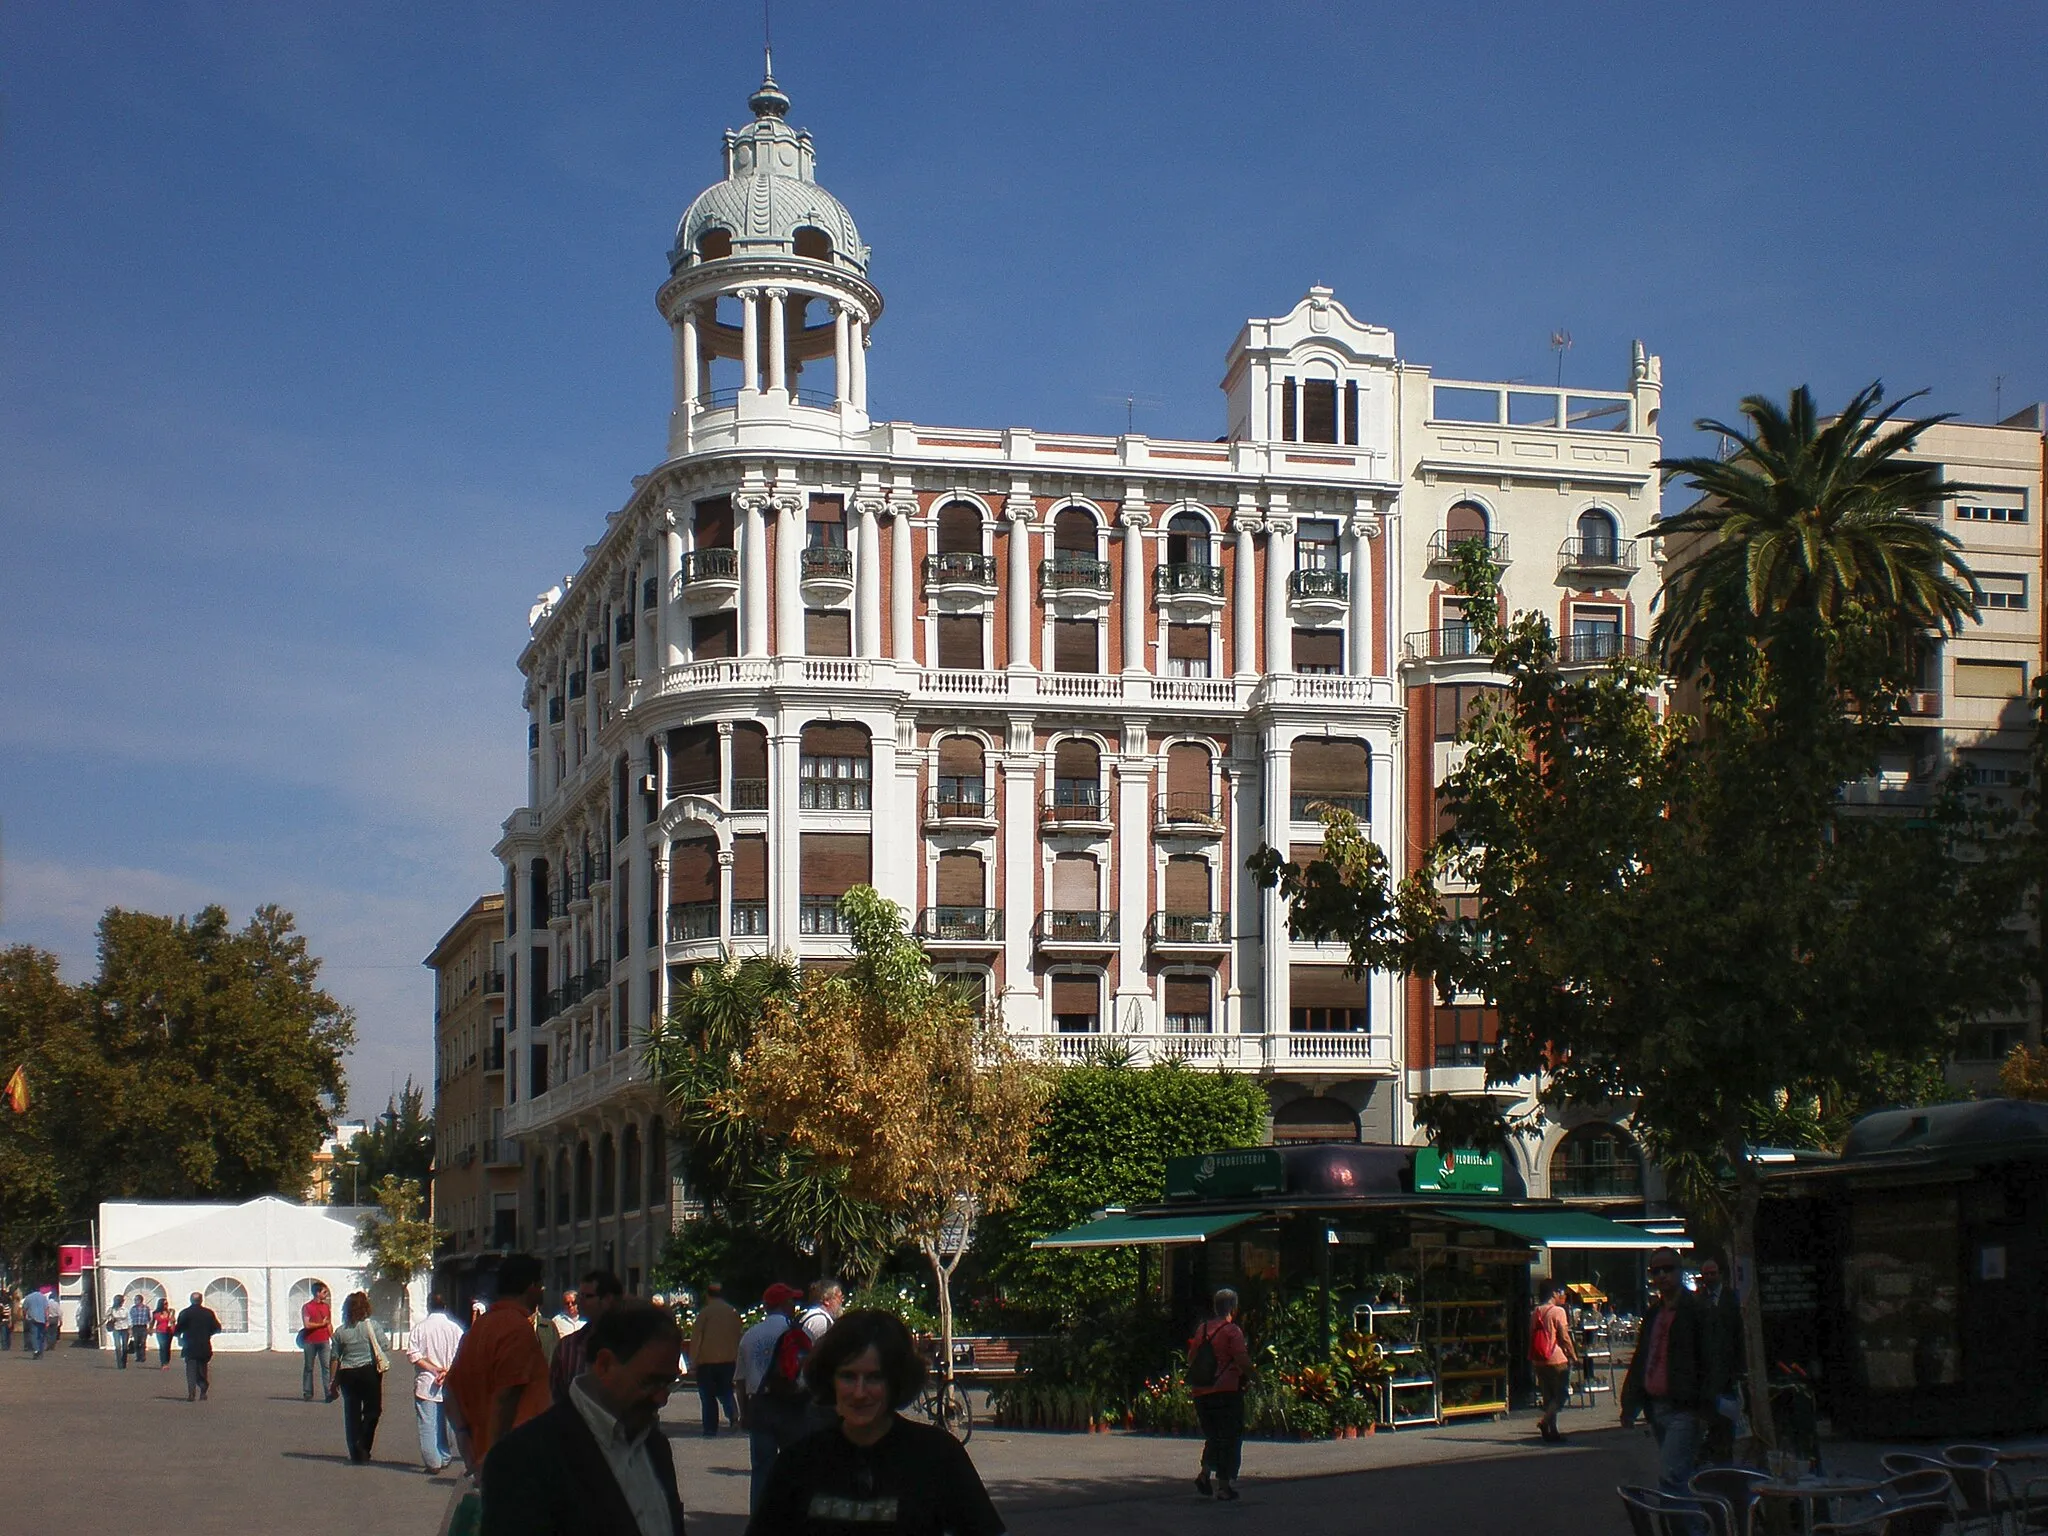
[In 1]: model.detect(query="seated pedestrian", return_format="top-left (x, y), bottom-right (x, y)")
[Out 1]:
top-left (748, 1309), bottom-right (1005, 1536)
top-left (328, 1290), bottom-right (392, 1464)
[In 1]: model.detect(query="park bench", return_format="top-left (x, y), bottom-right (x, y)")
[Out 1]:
top-left (944, 1335), bottom-right (1041, 1382)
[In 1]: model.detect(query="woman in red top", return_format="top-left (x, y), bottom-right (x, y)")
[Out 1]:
top-left (1188, 1288), bottom-right (1252, 1501)
top-left (1528, 1281), bottom-right (1578, 1442)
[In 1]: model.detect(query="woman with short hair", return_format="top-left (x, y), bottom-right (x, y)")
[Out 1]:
top-left (327, 1290), bottom-right (392, 1464)
top-left (747, 1309), bottom-right (1005, 1536)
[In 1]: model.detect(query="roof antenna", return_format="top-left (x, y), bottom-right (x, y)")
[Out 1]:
top-left (1994, 373), bottom-right (2005, 421)
top-left (764, 0), bottom-right (774, 78)
top-left (1550, 329), bottom-right (1573, 389)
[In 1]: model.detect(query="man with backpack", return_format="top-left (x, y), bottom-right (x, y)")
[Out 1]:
top-left (737, 1283), bottom-right (807, 1514)
top-left (1187, 1288), bottom-right (1251, 1502)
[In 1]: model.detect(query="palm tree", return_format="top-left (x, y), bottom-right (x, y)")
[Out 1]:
top-left (1652, 382), bottom-right (1980, 684)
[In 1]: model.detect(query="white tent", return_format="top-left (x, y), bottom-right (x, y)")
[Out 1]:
top-left (97, 1197), bottom-right (428, 1352)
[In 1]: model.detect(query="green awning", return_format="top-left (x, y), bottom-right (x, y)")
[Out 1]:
top-left (1435, 1208), bottom-right (1687, 1251)
top-left (1030, 1211), bottom-right (1255, 1249)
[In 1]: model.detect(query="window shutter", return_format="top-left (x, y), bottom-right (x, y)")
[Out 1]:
top-left (1288, 843), bottom-right (1323, 871)
top-left (1167, 623), bottom-right (1209, 661)
top-left (808, 494), bottom-right (845, 527)
top-left (937, 736), bottom-right (984, 779)
top-left (1163, 974), bottom-right (1212, 1016)
top-left (1163, 856), bottom-right (1210, 912)
top-left (1166, 742), bottom-right (1210, 800)
top-left (732, 835), bottom-right (768, 902)
top-left (800, 723), bottom-right (870, 758)
top-left (666, 726), bottom-right (720, 795)
top-left (731, 723), bottom-right (769, 779)
top-left (936, 614), bottom-right (983, 669)
top-left (936, 501), bottom-right (981, 554)
top-left (1291, 738), bottom-right (1369, 793)
top-left (1955, 660), bottom-right (2027, 698)
top-left (1292, 628), bottom-right (1343, 672)
top-left (668, 840), bottom-right (718, 904)
top-left (691, 613), bottom-right (737, 658)
top-left (1289, 965), bottom-right (1365, 1009)
top-left (1049, 854), bottom-right (1098, 908)
top-left (694, 495), bottom-right (734, 547)
top-left (1050, 974), bottom-right (1099, 1017)
top-left (806, 609), bottom-right (852, 656)
top-left (1446, 502), bottom-right (1489, 540)
top-left (935, 851), bottom-right (984, 906)
top-left (800, 833), bottom-right (871, 897)
top-left (1053, 740), bottom-right (1100, 780)
top-left (1053, 619), bottom-right (1099, 673)
top-left (1054, 508), bottom-right (1096, 554)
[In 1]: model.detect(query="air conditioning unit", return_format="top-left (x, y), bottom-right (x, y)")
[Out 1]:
top-left (1908, 691), bottom-right (1942, 716)
top-left (639, 774), bottom-right (659, 795)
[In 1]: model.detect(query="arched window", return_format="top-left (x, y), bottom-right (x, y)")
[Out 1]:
top-left (284, 1277), bottom-right (330, 1322)
top-left (800, 722), bottom-right (871, 811)
top-left (555, 1148), bottom-right (572, 1226)
top-left (1290, 737), bottom-right (1371, 821)
top-left (935, 501), bottom-right (982, 555)
top-left (1549, 1124), bottom-right (1643, 1198)
top-left (1445, 501), bottom-right (1490, 542)
top-left (597, 1133), bottom-right (617, 1218)
top-left (574, 1142), bottom-right (594, 1221)
top-left (792, 226), bottom-right (833, 261)
top-left (933, 850), bottom-right (986, 917)
top-left (696, 227), bottom-right (733, 262)
top-left (646, 1119), bottom-right (668, 1208)
top-left (1053, 507), bottom-right (1098, 554)
top-left (1576, 508), bottom-right (1619, 562)
top-left (1166, 511), bottom-right (1212, 567)
top-left (1051, 739), bottom-right (1102, 817)
top-left (204, 1277), bottom-right (250, 1333)
top-left (935, 735), bottom-right (986, 816)
top-left (621, 1126), bottom-right (643, 1210)
top-left (1163, 741), bottom-right (1215, 822)
top-left (1050, 971), bottom-right (1101, 1033)
top-left (124, 1276), bottom-right (168, 1314)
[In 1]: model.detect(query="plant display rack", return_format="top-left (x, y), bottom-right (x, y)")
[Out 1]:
top-left (1424, 1298), bottom-right (1508, 1419)
top-left (1357, 1303), bottom-right (1440, 1428)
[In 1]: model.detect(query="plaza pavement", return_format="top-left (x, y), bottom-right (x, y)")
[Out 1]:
top-left (5, 1339), bottom-right (1675, 1535)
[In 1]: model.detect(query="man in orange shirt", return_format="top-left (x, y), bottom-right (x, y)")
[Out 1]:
top-left (446, 1253), bottom-right (551, 1475)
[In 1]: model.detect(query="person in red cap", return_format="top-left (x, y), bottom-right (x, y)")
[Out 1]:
top-left (737, 1284), bottom-right (806, 1514)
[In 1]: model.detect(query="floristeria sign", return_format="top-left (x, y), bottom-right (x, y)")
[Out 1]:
top-left (1166, 1148), bottom-right (1285, 1200)
top-left (1412, 1147), bottom-right (1505, 1195)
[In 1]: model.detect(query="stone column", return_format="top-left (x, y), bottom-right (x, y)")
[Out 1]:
top-left (855, 497), bottom-right (883, 657)
top-left (740, 493), bottom-right (771, 656)
top-left (738, 289), bottom-right (760, 394)
top-left (765, 288), bottom-right (788, 396)
top-left (657, 505), bottom-right (684, 671)
top-left (1264, 521), bottom-right (1292, 677)
top-left (1347, 509), bottom-right (1378, 677)
top-left (889, 499), bottom-right (916, 663)
top-left (679, 306), bottom-right (698, 414)
top-left (1004, 494), bottom-right (1034, 670)
top-left (850, 317), bottom-right (868, 411)
top-left (1232, 516), bottom-right (1258, 678)
top-left (1119, 501), bottom-right (1148, 674)
top-left (1000, 718), bottom-right (1040, 1030)
top-left (833, 304), bottom-right (852, 406)
top-left (774, 494), bottom-right (804, 657)
top-left (1260, 736), bottom-right (1291, 1038)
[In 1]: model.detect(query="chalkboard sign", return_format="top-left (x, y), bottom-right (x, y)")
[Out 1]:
top-left (1759, 1260), bottom-right (1820, 1315)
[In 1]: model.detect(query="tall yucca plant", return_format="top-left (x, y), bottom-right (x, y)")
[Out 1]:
top-left (1653, 382), bottom-right (1980, 684)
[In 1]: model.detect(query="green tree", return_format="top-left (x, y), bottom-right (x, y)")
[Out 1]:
top-left (0, 947), bottom-right (95, 1278)
top-left (979, 1059), bottom-right (1270, 1324)
top-left (355, 1174), bottom-right (438, 1328)
top-left (340, 1078), bottom-right (435, 1193)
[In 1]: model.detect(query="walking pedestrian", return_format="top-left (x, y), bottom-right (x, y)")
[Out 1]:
top-left (1621, 1247), bottom-right (1716, 1495)
top-left (690, 1281), bottom-right (743, 1437)
top-left (0, 1288), bottom-right (13, 1351)
top-left (748, 1308), bottom-right (1005, 1536)
top-left (478, 1299), bottom-right (687, 1536)
top-left (797, 1279), bottom-right (844, 1344)
top-left (106, 1299), bottom-right (131, 1368)
top-left (1529, 1280), bottom-right (1578, 1442)
top-left (1188, 1288), bottom-right (1251, 1502)
top-left (301, 1280), bottom-right (335, 1401)
top-left (407, 1291), bottom-right (465, 1473)
top-left (127, 1293), bottom-right (151, 1363)
top-left (22, 1284), bottom-right (50, 1357)
top-left (173, 1291), bottom-right (222, 1402)
top-left (152, 1297), bottom-right (175, 1367)
top-left (328, 1290), bottom-right (391, 1464)
top-left (736, 1283), bottom-right (806, 1514)
top-left (548, 1270), bottom-right (625, 1405)
top-left (445, 1253), bottom-right (553, 1476)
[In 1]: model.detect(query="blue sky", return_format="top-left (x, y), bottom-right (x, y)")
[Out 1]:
top-left (3, 1), bottom-right (2043, 1109)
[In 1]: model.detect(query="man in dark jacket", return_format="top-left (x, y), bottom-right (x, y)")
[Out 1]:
top-left (1622, 1249), bottom-right (1718, 1493)
top-left (1697, 1255), bottom-right (1744, 1458)
top-left (173, 1293), bottom-right (222, 1403)
top-left (481, 1300), bottom-right (685, 1536)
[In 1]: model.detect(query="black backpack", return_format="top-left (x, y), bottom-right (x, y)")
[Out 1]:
top-left (1186, 1323), bottom-right (1220, 1388)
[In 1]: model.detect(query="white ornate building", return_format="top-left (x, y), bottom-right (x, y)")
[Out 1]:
top-left (494, 64), bottom-right (1667, 1281)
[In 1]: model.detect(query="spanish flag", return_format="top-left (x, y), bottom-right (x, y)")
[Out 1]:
top-left (3, 1065), bottom-right (26, 1113)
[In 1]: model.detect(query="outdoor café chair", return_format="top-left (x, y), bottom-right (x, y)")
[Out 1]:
top-left (1944, 1446), bottom-right (2016, 1536)
top-left (1620, 1485), bottom-right (1720, 1536)
top-left (1691, 1467), bottom-right (1771, 1536)
top-left (1812, 1501), bottom-right (1954, 1536)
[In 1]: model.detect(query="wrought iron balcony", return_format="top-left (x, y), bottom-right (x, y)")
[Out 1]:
top-left (682, 547), bottom-right (739, 585)
top-left (1040, 785), bottom-right (1109, 828)
top-left (483, 970), bottom-right (506, 996)
top-left (615, 612), bottom-right (635, 645)
top-left (914, 907), bottom-right (1004, 944)
top-left (800, 545), bottom-right (854, 579)
top-left (642, 575), bottom-right (658, 609)
top-left (1289, 793), bottom-right (1370, 822)
top-left (1147, 911), bottom-right (1228, 947)
top-left (923, 551), bottom-right (998, 586)
top-left (730, 777), bottom-right (769, 811)
top-left (548, 697), bottom-right (565, 723)
top-left (1425, 530), bottom-right (1512, 568)
top-left (1557, 536), bottom-right (1640, 575)
top-left (1154, 792), bottom-right (1223, 831)
top-left (589, 643), bottom-right (609, 672)
top-left (1154, 563), bottom-right (1225, 598)
top-left (1558, 631), bottom-right (1648, 666)
top-left (567, 671), bottom-right (585, 699)
top-left (1039, 554), bottom-right (1112, 592)
top-left (926, 786), bottom-right (994, 824)
top-left (1287, 569), bottom-right (1349, 601)
top-left (1033, 910), bottom-right (1119, 946)
top-left (1402, 625), bottom-right (1489, 662)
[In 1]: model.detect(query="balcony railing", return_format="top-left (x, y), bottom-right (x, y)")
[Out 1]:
top-left (730, 901), bottom-right (769, 938)
top-left (667, 902), bottom-right (718, 942)
top-left (642, 576), bottom-right (659, 609)
top-left (483, 970), bottom-right (506, 996)
top-left (580, 960), bottom-right (609, 994)
top-left (567, 671), bottom-right (586, 699)
top-left (1154, 791), bottom-right (1223, 829)
top-left (927, 786), bottom-right (993, 822)
top-left (1034, 910), bottom-right (1119, 946)
top-left (615, 612), bottom-right (635, 644)
top-left (1559, 631), bottom-right (1647, 665)
top-left (800, 545), bottom-right (854, 579)
top-left (682, 547), bottom-right (738, 585)
top-left (799, 898), bottom-right (852, 936)
top-left (1148, 911), bottom-right (1228, 946)
top-left (914, 907), bottom-right (1003, 943)
top-left (1154, 563), bottom-right (1225, 598)
top-left (1040, 785), bottom-right (1109, 827)
top-left (1287, 568), bottom-right (1349, 601)
top-left (1290, 793), bottom-right (1370, 822)
top-left (1558, 536), bottom-right (1640, 574)
top-left (923, 551), bottom-right (998, 586)
top-left (1403, 625), bottom-right (1490, 662)
top-left (548, 697), bottom-right (565, 724)
top-left (1426, 530), bottom-right (1512, 567)
top-left (1040, 554), bottom-right (1112, 592)
top-left (483, 1139), bottom-right (520, 1167)
top-left (731, 777), bottom-right (769, 811)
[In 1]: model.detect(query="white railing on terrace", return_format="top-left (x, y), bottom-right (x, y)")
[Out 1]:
top-left (1028, 1031), bottom-right (1395, 1071)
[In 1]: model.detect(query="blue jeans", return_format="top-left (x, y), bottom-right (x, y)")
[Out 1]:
top-left (112, 1328), bottom-right (130, 1366)
top-left (748, 1427), bottom-right (782, 1514)
top-left (697, 1362), bottom-right (738, 1435)
top-left (26, 1319), bottom-right (45, 1357)
top-left (302, 1339), bottom-right (331, 1399)
top-left (1648, 1400), bottom-right (1704, 1495)
top-left (416, 1397), bottom-right (450, 1469)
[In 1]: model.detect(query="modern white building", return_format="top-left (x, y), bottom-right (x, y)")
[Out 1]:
top-left (493, 62), bottom-right (1666, 1283)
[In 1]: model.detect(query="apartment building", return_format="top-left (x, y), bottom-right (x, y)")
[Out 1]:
top-left (425, 893), bottom-right (518, 1302)
top-left (491, 64), bottom-right (1667, 1280)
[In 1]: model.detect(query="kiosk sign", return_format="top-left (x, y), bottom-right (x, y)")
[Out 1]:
top-left (1166, 1148), bottom-right (1285, 1200)
top-left (1413, 1147), bottom-right (1504, 1194)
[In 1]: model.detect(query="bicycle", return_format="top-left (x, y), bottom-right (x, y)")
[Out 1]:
top-left (919, 1370), bottom-right (974, 1444)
